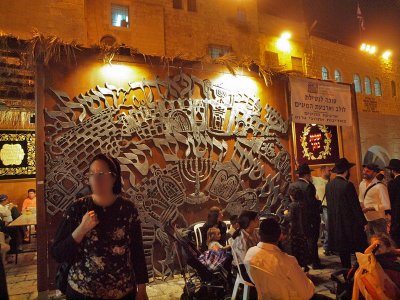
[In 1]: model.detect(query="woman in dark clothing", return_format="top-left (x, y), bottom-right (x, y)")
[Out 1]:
top-left (200, 207), bottom-right (227, 252)
top-left (282, 187), bottom-right (310, 271)
top-left (0, 250), bottom-right (8, 300)
top-left (52, 153), bottom-right (148, 300)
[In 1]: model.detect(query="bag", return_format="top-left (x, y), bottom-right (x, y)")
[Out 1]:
top-left (198, 249), bottom-right (227, 271)
top-left (55, 261), bottom-right (71, 294)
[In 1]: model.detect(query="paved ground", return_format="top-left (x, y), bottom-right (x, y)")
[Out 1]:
top-left (4, 240), bottom-right (342, 300)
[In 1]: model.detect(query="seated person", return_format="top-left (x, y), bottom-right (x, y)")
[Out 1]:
top-left (226, 215), bottom-right (239, 239)
top-left (0, 195), bottom-right (23, 254)
top-left (22, 189), bottom-right (36, 211)
top-left (207, 227), bottom-right (230, 251)
top-left (200, 207), bottom-right (227, 252)
top-left (231, 210), bottom-right (259, 264)
top-left (244, 218), bottom-right (315, 300)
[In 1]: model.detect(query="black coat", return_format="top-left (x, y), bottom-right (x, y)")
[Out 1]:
top-left (288, 179), bottom-right (321, 237)
top-left (325, 176), bottom-right (368, 253)
top-left (388, 176), bottom-right (400, 245)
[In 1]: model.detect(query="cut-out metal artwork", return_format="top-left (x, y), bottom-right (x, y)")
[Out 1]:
top-left (44, 72), bottom-right (291, 279)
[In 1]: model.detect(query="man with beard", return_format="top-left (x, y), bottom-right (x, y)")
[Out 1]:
top-left (288, 164), bottom-right (324, 269)
top-left (359, 164), bottom-right (391, 238)
top-left (325, 158), bottom-right (368, 268)
top-left (386, 159), bottom-right (400, 246)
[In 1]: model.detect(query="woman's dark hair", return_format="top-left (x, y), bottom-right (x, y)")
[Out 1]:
top-left (232, 210), bottom-right (258, 239)
top-left (206, 211), bottom-right (219, 226)
top-left (289, 187), bottom-right (304, 202)
top-left (89, 153), bottom-right (122, 194)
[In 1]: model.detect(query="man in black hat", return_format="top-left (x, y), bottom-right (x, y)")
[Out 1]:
top-left (386, 159), bottom-right (400, 246)
top-left (287, 164), bottom-right (324, 269)
top-left (359, 164), bottom-right (391, 238)
top-left (325, 158), bottom-right (368, 268)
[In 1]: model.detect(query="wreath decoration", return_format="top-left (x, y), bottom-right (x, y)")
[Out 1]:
top-left (300, 124), bottom-right (332, 160)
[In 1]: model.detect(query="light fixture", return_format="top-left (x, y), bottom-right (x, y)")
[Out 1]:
top-left (382, 50), bottom-right (392, 60)
top-left (360, 43), bottom-right (377, 55)
top-left (276, 31), bottom-right (292, 53)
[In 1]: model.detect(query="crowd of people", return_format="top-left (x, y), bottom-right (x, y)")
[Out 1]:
top-left (2, 154), bottom-right (400, 300)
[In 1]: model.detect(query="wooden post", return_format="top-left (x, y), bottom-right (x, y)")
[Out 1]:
top-left (35, 63), bottom-right (49, 299)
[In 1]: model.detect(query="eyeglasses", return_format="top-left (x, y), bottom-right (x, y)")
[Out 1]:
top-left (85, 172), bottom-right (115, 180)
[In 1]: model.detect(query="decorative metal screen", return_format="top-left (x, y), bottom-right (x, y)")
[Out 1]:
top-left (44, 72), bottom-right (291, 278)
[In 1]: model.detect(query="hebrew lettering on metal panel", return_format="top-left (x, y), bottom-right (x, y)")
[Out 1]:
top-left (44, 72), bottom-right (291, 279)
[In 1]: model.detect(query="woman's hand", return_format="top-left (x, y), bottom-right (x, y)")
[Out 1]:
top-left (136, 284), bottom-right (148, 300)
top-left (72, 211), bottom-right (99, 243)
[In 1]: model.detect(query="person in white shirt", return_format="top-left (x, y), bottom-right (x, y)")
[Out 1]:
top-left (359, 164), bottom-right (391, 238)
top-left (312, 166), bottom-right (332, 256)
top-left (244, 218), bottom-right (315, 300)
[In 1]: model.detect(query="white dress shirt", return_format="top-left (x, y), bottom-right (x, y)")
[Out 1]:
top-left (244, 242), bottom-right (315, 300)
top-left (312, 176), bottom-right (328, 205)
top-left (359, 178), bottom-right (391, 221)
top-left (0, 204), bottom-right (13, 222)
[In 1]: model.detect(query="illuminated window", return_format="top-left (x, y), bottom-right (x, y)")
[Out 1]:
top-left (391, 80), bottom-right (397, 97)
top-left (111, 5), bottom-right (129, 28)
top-left (237, 7), bottom-right (247, 23)
top-left (334, 69), bottom-right (342, 82)
top-left (354, 74), bottom-right (362, 93)
top-left (374, 79), bottom-right (382, 96)
top-left (173, 0), bottom-right (182, 9)
top-left (291, 57), bottom-right (303, 72)
top-left (209, 45), bottom-right (231, 59)
top-left (321, 66), bottom-right (329, 80)
top-left (187, 0), bottom-right (196, 12)
top-left (364, 76), bottom-right (372, 95)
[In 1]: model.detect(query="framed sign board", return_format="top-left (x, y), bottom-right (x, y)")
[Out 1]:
top-left (0, 130), bottom-right (36, 180)
top-left (292, 123), bottom-right (342, 166)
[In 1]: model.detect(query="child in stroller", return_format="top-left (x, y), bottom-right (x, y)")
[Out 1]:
top-left (164, 223), bottom-right (232, 300)
top-left (331, 233), bottom-right (400, 299)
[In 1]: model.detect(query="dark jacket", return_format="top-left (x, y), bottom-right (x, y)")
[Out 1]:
top-left (388, 176), bottom-right (400, 244)
top-left (288, 179), bottom-right (321, 237)
top-left (325, 176), bottom-right (368, 253)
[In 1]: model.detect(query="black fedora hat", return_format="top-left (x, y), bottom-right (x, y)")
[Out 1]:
top-left (331, 158), bottom-right (355, 173)
top-left (386, 159), bottom-right (400, 172)
top-left (295, 164), bottom-right (314, 175)
top-left (362, 163), bottom-right (381, 173)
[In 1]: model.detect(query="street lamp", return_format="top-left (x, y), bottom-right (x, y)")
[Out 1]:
top-left (382, 50), bottom-right (392, 60)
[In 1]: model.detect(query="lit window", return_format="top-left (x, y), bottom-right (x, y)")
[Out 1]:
top-left (187, 0), bottom-right (196, 12)
top-left (321, 66), bottom-right (329, 80)
top-left (364, 76), bottom-right (372, 95)
top-left (111, 5), bottom-right (129, 28)
top-left (291, 57), bottom-right (303, 72)
top-left (374, 79), bottom-right (382, 96)
top-left (334, 69), bottom-right (342, 82)
top-left (209, 45), bottom-right (231, 59)
top-left (237, 7), bottom-right (247, 23)
top-left (354, 74), bottom-right (362, 93)
top-left (173, 0), bottom-right (183, 9)
top-left (391, 80), bottom-right (397, 97)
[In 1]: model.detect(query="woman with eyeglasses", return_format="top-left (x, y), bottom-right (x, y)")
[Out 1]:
top-left (52, 153), bottom-right (148, 300)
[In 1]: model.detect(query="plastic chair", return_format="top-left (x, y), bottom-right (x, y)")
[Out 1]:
top-left (228, 238), bottom-right (254, 300)
top-left (224, 220), bottom-right (231, 231)
top-left (193, 222), bottom-right (205, 250)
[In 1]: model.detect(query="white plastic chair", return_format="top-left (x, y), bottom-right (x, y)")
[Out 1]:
top-left (224, 220), bottom-right (231, 231)
top-left (228, 238), bottom-right (254, 300)
top-left (193, 222), bottom-right (205, 250)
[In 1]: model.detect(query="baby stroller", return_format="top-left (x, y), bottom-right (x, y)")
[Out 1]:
top-left (331, 246), bottom-right (400, 299)
top-left (164, 223), bottom-right (231, 300)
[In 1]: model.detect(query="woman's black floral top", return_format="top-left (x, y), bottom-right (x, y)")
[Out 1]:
top-left (52, 196), bottom-right (148, 299)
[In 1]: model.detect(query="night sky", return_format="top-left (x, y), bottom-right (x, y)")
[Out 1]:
top-left (259, 0), bottom-right (400, 52)
top-left (302, 0), bottom-right (400, 51)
